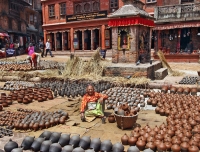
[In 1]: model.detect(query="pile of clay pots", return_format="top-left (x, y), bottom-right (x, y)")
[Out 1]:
top-left (179, 76), bottom-right (198, 84)
top-left (13, 109), bottom-right (68, 131)
top-left (114, 102), bottom-right (139, 116)
top-left (0, 87), bottom-right (54, 107)
top-left (1, 81), bottom-right (35, 91)
top-left (120, 89), bottom-right (200, 152)
top-left (161, 85), bottom-right (197, 96)
top-left (0, 108), bottom-right (37, 130)
top-left (4, 131), bottom-right (125, 152)
top-left (102, 87), bottom-right (147, 110)
top-left (0, 127), bottom-right (13, 138)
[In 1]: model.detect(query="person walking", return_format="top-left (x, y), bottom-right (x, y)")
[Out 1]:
top-left (45, 39), bottom-right (54, 57)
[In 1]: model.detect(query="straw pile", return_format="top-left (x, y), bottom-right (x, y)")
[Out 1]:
top-left (157, 50), bottom-right (184, 76)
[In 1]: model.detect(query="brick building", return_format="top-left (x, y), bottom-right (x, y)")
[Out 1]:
top-left (141, 0), bottom-right (200, 55)
top-left (0, 0), bottom-right (42, 50)
top-left (41, 0), bottom-right (124, 52)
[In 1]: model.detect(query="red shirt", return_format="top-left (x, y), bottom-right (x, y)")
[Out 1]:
top-left (80, 92), bottom-right (108, 113)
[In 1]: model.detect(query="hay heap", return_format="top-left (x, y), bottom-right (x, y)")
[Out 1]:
top-left (157, 50), bottom-right (184, 76)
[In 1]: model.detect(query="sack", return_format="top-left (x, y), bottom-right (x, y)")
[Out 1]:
top-left (85, 102), bottom-right (103, 117)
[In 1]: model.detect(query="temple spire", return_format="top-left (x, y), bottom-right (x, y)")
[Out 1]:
top-left (122, 0), bottom-right (145, 10)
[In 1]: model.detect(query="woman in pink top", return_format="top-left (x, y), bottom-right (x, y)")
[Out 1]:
top-left (28, 43), bottom-right (35, 56)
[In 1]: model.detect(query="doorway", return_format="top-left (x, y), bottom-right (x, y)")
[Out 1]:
top-left (77, 31), bottom-right (82, 50)
top-left (93, 29), bottom-right (99, 50)
top-left (56, 32), bottom-right (62, 50)
top-left (180, 28), bottom-right (191, 51)
top-left (84, 30), bottom-right (91, 50)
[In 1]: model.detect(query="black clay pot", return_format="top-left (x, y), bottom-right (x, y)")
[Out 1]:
top-left (72, 147), bottom-right (84, 152)
top-left (100, 140), bottom-right (112, 152)
top-left (39, 131), bottom-right (52, 140)
top-left (49, 132), bottom-right (61, 143)
top-left (79, 136), bottom-right (91, 150)
top-left (90, 138), bottom-right (101, 152)
top-left (49, 143), bottom-right (62, 152)
top-left (127, 146), bottom-right (140, 152)
top-left (69, 134), bottom-right (80, 148)
top-left (61, 145), bottom-right (73, 152)
top-left (11, 148), bottom-right (23, 152)
top-left (21, 136), bottom-right (35, 150)
top-left (112, 142), bottom-right (124, 152)
top-left (58, 134), bottom-right (70, 147)
top-left (143, 148), bottom-right (154, 152)
top-left (31, 138), bottom-right (45, 152)
top-left (40, 140), bottom-right (52, 152)
top-left (4, 139), bottom-right (18, 152)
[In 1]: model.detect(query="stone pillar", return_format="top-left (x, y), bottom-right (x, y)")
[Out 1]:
top-left (177, 28), bottom-right (181, 52)
top-left (112, 27), bottom-right (118, 63)
top-left (54, 32), bottom-right (57, 51)
top-left (70, 28), bottom-right (74, 52)
top-left (44, 29), bottom-right (47, 44)
top-left (82, 29), bottom-right (84, 51)
top-left (91, 29), bottom-right (93, 51)
top-left (101, 25), bottom-right (105, 49)
top-left (62, 32), bottom-right (64, 51)
top-left (157, 30), bottom-right (161, 51)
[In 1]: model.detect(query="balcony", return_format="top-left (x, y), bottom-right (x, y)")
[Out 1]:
top-left (154, 3), bottom-right (200, 23)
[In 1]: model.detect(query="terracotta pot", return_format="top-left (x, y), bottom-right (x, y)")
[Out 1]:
top-left (180, 142), bottom-right (190, 152)
top-left (171, 144), bottom-right (181, 152)
top-left (136, 139), bottom-right (146, 151)
top-left (188, 145), bottom-right (199, 152)
top-left (146, 141), bottom-right (156, 151)
top-left (121, 133), bottom-right (129, 145)
top-left (108, 115), bottom-right (116, 123)
top-left (128, 136), bottom-right (137, 146)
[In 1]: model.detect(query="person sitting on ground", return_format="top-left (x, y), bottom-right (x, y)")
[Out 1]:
top-left (26, 53), bottom-right (40, 68)
top-left (80, 85), bottom-right (108, 122)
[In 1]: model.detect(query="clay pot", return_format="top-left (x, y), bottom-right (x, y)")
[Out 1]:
top-left (171, 144), bottom-right (181, 152)
top-left (31, 138), bottom-right (45, 152)
top-left (128, 136), bottom-right (137, 146)
top-left (49, 143), bottom-right (62, 152)
top-left (4, 139), bottom-right (18, 152)
top-left (136, 139), bottom-right (146, 151)
top-left (58, 133), bottom-right (70, 147)
top-left (112, 142), bottom-right (124, 152)
top-left (157, 141), bottom-right (167, 152)
top-left (49, 132), bottom-right (61, 143)
top-left (146, 141), bottom-right (156, 151)
top-left (127, 146), bottom-right (140, 152)
top-left (62, 145), bottom-right (73, 152)
top-left (39, 131), bottom-right (52, 140)
top-left (100, 140), bottom-right (112, 152)
top-left (21, 136), bottom-right (35, 150)
top-left (121, 133), bottom-right (129, 145)
top-left (108, 115), bottom-right (116, 123)
top-left (180, 142), bottom-right (190, 152)
top-left (40, 140), bottom-right (52, 152)
top-left (69, 134), bottom-right (80, 148)
top-left (90, 138), bottom-right (101, 152)
top-left (188, 145), bottom-right (199, 152)
top-left (79, 136), bottom-right (91, 150)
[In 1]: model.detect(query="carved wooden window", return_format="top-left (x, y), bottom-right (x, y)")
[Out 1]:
top-left (60, 3), bottom-right (66, 15)
top-left (48, 5), bottom-right (55, 18)
top-left (84, 3), bottom-right (90, 12)
top-left (93, 2), bottom-right (100, 11)
top-left (146, 0), bottom-right (156, 3)
top-left (110, 0), bottom-right (118, 9)
top-left (75, 4), bottom-right (82, 14)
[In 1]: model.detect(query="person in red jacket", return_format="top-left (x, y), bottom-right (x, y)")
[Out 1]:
top-left (26, 53), bottom-right (40, 68)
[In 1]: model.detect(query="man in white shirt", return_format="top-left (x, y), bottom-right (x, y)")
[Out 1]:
top-left (45, 39), bottom-right (54, 57)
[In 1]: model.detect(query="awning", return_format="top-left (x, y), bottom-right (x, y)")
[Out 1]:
top-left (108, 17), bottom-right (155, 27)
top-left (154, 21), bottom-right (200, 30)
top-left (0, 33), bottom-right (9, 37)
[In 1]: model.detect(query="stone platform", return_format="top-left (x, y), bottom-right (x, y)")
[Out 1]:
top-left (103, 61), bottom-right (162, 80)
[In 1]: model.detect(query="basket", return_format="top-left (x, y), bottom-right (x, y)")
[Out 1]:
top-left (197, 71), bottom-right (200, 76)
top-left (114, 112), bottom-right (138, 130)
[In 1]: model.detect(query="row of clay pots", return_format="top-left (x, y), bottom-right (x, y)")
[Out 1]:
top-left (161, 85), bottom-right (197, 95)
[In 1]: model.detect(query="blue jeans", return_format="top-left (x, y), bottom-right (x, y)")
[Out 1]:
top-left (45, 49), bottom-right (53, 56)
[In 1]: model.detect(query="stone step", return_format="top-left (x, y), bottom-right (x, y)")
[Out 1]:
top-left (155, 68), bottom-right (168, 80)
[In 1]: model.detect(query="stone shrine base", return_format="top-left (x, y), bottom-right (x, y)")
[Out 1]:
top-left (103, 61), bottom-right (162, 80)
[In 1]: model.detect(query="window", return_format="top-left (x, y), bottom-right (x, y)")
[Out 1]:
top-left (75, 4), bottom-right (81, 14)
top-left (84, 3), bottom-right (90, 12)
top-left (48, 5), bottom-right (55, 18)
top-left (146, 0), bottom-right (156, 3)
top-left (93, 2), bottom-right (99, 11)
top-left (60, 3), bottom-right (66, 15)
top-left (110, 0), bottom-right (118, 9)
top-left (34, 16), bottom-right (37, 23)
